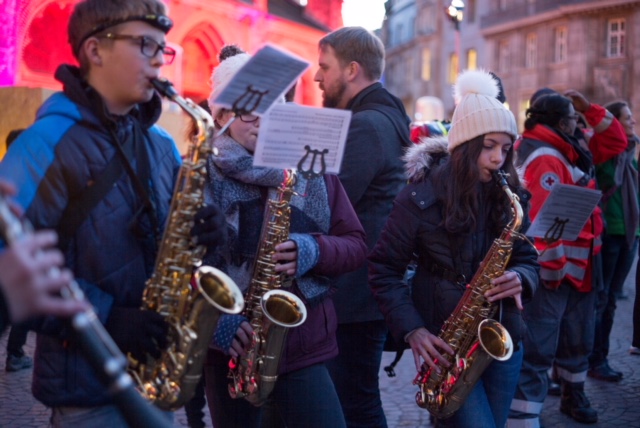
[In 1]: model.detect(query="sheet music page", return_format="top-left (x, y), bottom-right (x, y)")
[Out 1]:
top-left (253, 103), bottom-right (352, 174)
top-left (527, 183), bottom-right (602, 241)
top-left (212, 44), bottom-right (310, 115)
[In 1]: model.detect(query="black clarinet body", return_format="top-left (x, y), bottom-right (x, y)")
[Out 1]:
top-left (0, 194), bottom-right (171, 428)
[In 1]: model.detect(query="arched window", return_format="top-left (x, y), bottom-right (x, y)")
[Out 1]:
top-left (22, 2), bottom-right (76, 75)
top-left (525, 33), bottom-right (537, 68)
top-left (181, 24), bottom-right (224, 102)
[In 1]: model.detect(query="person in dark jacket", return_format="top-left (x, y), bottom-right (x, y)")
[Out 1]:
top-left (314, 26), bottom-right (412, 428)
top-left (202, 45), bottom-right (367, 428)
top-left (369, 70), bottom-right (539, 428)
top-left (0, 180), bottom-right (85, 335)
top-left (0, 1), bottom-right (224, 426)
top-left (3, 128), bottom-right (36, 373)
top-left (589, 100), bottom-right (639, 380)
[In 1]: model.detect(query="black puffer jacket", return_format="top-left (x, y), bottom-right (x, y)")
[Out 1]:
top-left (368, 138), bottom-right (539, 347)
top-left (0, 65), bottom-right (181, 407)
top-left (333, 82), bottom-right (412, 324)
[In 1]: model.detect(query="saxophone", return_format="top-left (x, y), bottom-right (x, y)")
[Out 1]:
top-left (228, 169), bottom-right (308, 406)
top-left (414, 170), bottom-right (523, 419)
top-left (128, 78), bottom-right (245, 411)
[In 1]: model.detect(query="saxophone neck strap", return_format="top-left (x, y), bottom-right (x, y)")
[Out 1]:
top-left (446, 233), bottom-right (468, 286)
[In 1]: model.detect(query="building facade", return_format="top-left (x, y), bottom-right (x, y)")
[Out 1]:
top-left (383, 0), bottom-right (640, 130)
top-left (0, 0), bottom-right (341, 153)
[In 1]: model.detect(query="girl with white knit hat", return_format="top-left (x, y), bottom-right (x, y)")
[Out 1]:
top-left (369, 69), bottom-right (539, 428)
top-left (201, 45), bottom-right (367, 428)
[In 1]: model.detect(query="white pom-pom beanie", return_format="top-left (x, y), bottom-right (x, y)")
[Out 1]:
top-left (208, 52), bottom-right (251, 115)
top-left (447, 69), bottom-right (518, 151)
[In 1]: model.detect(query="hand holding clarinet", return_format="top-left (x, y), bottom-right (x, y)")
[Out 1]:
top-left (0, 180), bottom-right (171, 428)
top-left (0, 180), bottom-right (86, 325)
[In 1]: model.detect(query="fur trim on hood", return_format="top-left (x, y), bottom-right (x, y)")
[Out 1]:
top-left (403, 136), bottom-right (449, 182)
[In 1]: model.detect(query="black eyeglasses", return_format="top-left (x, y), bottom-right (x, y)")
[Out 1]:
top-left (238, 113), bottom-right (259, 123)
top-left (100, 33), bottom-right (176, 64)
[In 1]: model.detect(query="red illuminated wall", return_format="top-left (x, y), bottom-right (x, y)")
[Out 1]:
top-left (22, 2), bottom-right (76, 74)
top-left (9, 0), bottom-right (343, 105)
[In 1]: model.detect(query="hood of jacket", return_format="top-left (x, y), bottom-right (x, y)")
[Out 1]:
top-left (403, 136), bottom-right (449, 182)
top-left (39, 64), bottom-right (163, 130)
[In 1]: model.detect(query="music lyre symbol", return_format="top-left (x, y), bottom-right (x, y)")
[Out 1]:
top-left (232, 85), bottom-right (269, 115)
top-left (544, 217), bottom-right (569, 244)
top-left (297, 145), bottom-right (328, 179)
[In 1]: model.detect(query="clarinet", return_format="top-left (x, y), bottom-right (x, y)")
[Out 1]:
top-left (0, 195), bottom-right (171, 428)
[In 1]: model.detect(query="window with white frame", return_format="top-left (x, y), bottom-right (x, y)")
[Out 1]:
top-left (417, 6), bottom-right (436, 35)
top-left (498, 41), bottom-right (509, 72)
top-left (467, 0), bottom-right (476, 23)
top-left (554, 26), bottom-right (567, 63)
top-left (393, 23), bottom-right (404, 46)
top-left (607, 18), bottom-right (625, 57)
top-left (467, 49), bottom-right (477, 71)
top-left (407, 56), bottom-right (415, 82)
top-left (525, 33), bottom-right (537, 68)
top-left (421, 48), bottom-right (431, 81)
top-left (448, 52), bottom-right (459, 84)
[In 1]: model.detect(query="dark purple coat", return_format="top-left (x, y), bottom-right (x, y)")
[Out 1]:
top-left (279, 174), bottom-right (367, 373)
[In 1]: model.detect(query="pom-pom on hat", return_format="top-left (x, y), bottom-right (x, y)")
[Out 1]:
top-left (447, 69), bottom-right (518, 152)
top-left (208, 45), bottom-right (251, 115)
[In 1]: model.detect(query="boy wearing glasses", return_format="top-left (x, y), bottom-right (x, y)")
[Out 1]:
top-left (0, 0), bottom-right (223, 426)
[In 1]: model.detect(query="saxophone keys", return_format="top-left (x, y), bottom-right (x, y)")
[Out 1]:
top-left (142, 382), bottom-right (159, 401)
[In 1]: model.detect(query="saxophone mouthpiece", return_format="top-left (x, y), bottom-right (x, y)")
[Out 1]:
top-left (151, 77), bottom-right (178, 100)
top-left (493, 170), bottom-right (509, 189)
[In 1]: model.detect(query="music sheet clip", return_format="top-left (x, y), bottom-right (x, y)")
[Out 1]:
top-left (211, 44), bottom-right (310, 117)
top-left (297, 146), bottom-right (329, 179)
top-left (253, 103), bottom-right (352, 175)
top-left (527, 183), bottom-right (602, 242)
top-left (232, 85), bottom-right (269, 116)
top-left (542, 217), bottom-right (570, 245)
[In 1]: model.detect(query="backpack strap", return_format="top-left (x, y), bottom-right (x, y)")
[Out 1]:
top-left (56, 139), bottom-right (132, 249)
top-left (56, 123), bottom-right (160, 250)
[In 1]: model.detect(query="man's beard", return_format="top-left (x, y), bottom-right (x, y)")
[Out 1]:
top-left (322, 79), bottom-right (347, 108)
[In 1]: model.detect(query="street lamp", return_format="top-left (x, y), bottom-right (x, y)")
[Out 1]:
top-left (445, 0), bottom-right (464, 75)
top-left (447, 0), bottom-right (464, 31)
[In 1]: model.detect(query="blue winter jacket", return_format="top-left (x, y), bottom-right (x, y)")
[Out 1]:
top-left (0, 65), bottom-right (181, 406)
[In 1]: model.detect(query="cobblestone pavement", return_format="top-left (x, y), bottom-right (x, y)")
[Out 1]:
top-left (1, 270), bottom-right (638, 427)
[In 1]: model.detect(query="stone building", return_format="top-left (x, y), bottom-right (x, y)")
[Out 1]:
top-left (382, 0), bottom-right (640, 129)
top-left (0, 0), bottom-right (341, 154)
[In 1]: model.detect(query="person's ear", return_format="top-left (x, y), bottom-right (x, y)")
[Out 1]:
top-left (345, 61), bottom-right (360, 81)
top-left (215, 110), bottom-right (234, 128)
top-left (84, 38), bottom-right (103, 67)
top-left (558, 118), bottom-right (570, 133)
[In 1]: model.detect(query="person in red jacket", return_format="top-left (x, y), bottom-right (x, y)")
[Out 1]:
top-left (508, 91), bottom-right (626, 427)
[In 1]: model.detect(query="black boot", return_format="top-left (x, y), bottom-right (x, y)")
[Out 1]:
top-left (560, 381), bottom-right (598, 424)
top-left (587, 361), bottom-right (622, 382)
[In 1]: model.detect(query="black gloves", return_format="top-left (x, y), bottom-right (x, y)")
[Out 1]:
top-left (191, 204), bottom-right (227, 252)
top-left (105, 307), bottom-right (168, 361)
